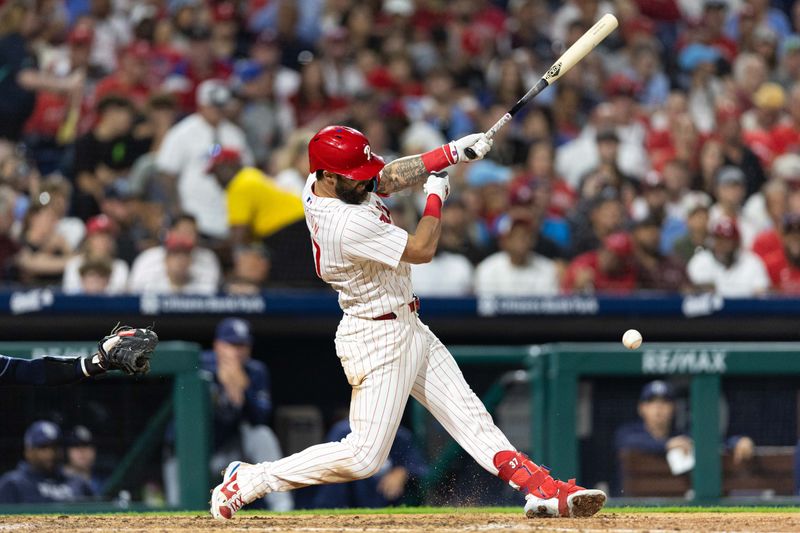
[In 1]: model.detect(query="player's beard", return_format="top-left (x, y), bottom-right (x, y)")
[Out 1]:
top-left (335, 178), bottom-right (370, 204)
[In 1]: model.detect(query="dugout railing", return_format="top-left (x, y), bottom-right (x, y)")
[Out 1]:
top-left (414, 343), bottom-right (800, 504)
top-left (0, 341), bottom-right (210, 513)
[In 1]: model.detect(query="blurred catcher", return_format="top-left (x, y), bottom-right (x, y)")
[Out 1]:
top-left (0, 325), bottom-right (158, 385)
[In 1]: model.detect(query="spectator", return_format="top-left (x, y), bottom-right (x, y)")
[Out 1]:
top-left (709, 166), bottom-right (760, 248)
top-left (762, 213), bottom-right (800, 294)
top-left (632, 217), bottom-right (689, 292)
top-left (563, 232), bottom-right (637, 294)
top-left (0, 421), bottom-right (93, 503)
top-left (155, 79), bottom-right (253, 240)
top-left (71, 95), bottom-right (147, 220)
top-left (687, 216), bottom-right (770, 296)
top-left (716, 101), bottom-right (768, 198)
top-left (205, 145), bottom-right (317, 287)
top-left (63, 426), bottom-right (102, 496)
top-left (576, 129), bottom-right (638, 208)
top-left (62, 214), bottom-right (129, 295)
top-left (570, 187), bottom-right (626, 257)
top-left (474, 214), bottom-right (558, 297)
top-left (94, 40), bottom-right (154, 111)
top-left (16, 202), bottom-right (73, 287)
top-left (76, 258), bottom-right (113, 295)
top-left (745, 152), bottom-right (799, 241)
top-left (312, 421), bottom-right (428, 509)
top-left (166, 25), bottom-right (232, 113)
top-left (672, 192), bottom-right (712, 264)
top-left (742, 82), bottom-right (787, 167)
top-left (232, 60), bottom-right (295, 168)
top-left (128, 214), bottom-right (221, 295)
top-left (163, 318), bottom-right (292, 511)
top-left (0, 1), bottom-right (84, 142)
top-left (224, 244), bottom-right (271, 295)
top-left (99, 179), bottom-right (153, 265)
top-left (127, 93), bottom-right (180, 203)
top-left (38, 174), bottom-right (85, 252)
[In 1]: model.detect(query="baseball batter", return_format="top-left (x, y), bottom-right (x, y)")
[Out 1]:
top-left (211, 126), bottom-right (606, 519)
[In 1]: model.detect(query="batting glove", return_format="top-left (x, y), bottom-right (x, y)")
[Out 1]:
top-left (423, 171), bottom-right (450, 203)
top-left (450, 133), bottom-right (493, 162)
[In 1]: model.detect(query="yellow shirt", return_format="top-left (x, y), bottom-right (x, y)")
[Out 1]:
top-left (226, 167), bottom-right (305, 238)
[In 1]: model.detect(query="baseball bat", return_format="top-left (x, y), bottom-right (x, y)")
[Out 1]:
top-left (465, 13), bottom-right (618, 160)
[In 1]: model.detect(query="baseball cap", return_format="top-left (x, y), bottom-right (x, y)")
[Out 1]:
top-left (704, 0), bottom-right (727, 9)
top-left (678, 43), bottom-right (720, 72)
top-left (104, 179), bottom-right (134, 201)
top-left (711, 216), bottom-right (740, 240)
top-left (24, 421), bottom-right (61, 448)
top-left (604, 74), bottom-right (638, 98)
top-left (496, 213), bottom-right (534, 237)
top-left (186, 25), bottom-right (212, 41)
top-left (196, 79), bottom-right (231, 108)
top-left (233, 60), bottom-right (266, 85)
top-left (715, 165), bottom-right (746, 186)
top-left (206, 145), bottom-right (241, 172)
top-left (384, 0), bottom-right (414, 16)
top-left (164, 231), bottom-right (195, 253)
top-left (603, 232), bottom-right (634, 256)
top-left (86, 214), bottom-right (116, 236)
top-left (771, 153), bottom-right (800, 182)
top-left (642, 169), bottom-right (666, 189)
top-left (753, 82), bottom-right (786, 110)
top-left (681, 191), bottom-right (712, 215)
top-left (640, 380), bottom-right (675, 402)
top-left (66, 425), bottom-right (94, 448)
top-left (68, 25), bottom-right (94, 46)
top-left (465, 160), bottom-right (512, 188)
top-left (596, 129), bottom-right (620, 143)
top-left (121, 40), bottom-right (152, 61)
top-left (215, 317), bottom-right (253, 345)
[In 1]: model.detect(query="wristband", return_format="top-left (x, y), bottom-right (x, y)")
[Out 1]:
top-left (421, 143), bottom-right (458, 172)
top-left (422, 195), bottom-right (442, 219)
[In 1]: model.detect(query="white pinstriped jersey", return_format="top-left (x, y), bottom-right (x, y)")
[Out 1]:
top-left (302, 174), bottom-right (413, 319)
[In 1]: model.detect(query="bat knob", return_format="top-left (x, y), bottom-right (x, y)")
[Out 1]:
top-left (464, 147), bottom-right (478, 160)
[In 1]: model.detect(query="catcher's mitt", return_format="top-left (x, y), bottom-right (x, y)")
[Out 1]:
top-left (97, 325), bottom-right (159, 375)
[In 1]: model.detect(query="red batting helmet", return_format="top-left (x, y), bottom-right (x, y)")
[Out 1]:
top-left (308, 125), bottom-right (385, 181)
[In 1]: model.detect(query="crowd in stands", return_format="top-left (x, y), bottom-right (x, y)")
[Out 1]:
top-left (3, 0), bottom-right (800, 296)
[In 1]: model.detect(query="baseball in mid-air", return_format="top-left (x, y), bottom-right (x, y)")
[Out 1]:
top-left (622, 329), bottom-right (643, 350)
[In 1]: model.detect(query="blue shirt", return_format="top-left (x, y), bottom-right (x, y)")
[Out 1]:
top-left (614, 421), bottom-right (678, 454)
top-left (312, 421), bottom-right (429, 509)
top-left (200, 350), bottom-right (272, 450)
top-left (0, 462), bottom-right (94, 503)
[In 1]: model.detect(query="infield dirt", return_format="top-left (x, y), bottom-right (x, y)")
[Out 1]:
top-left (1, 512), bottom-right (799, 533)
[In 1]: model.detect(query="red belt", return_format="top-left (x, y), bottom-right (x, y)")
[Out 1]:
top-left (373, 296), bottom-right (420, 320)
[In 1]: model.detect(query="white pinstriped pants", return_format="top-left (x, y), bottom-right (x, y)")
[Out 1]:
top-left (252, 305), bottom-right (513, 493)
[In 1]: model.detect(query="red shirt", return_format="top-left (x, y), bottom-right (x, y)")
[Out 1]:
top-left (763, 248), bottom-right (800, 294)
top-left (752, 229), bottom-right (782, 260)
top-left (562, 251), bottom-right (637, 294)
top-left (24, 91), bottom-right (94, 139)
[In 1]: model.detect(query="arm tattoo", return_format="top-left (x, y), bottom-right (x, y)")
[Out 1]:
top-left (376, 155), bottom-right (428, 195)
